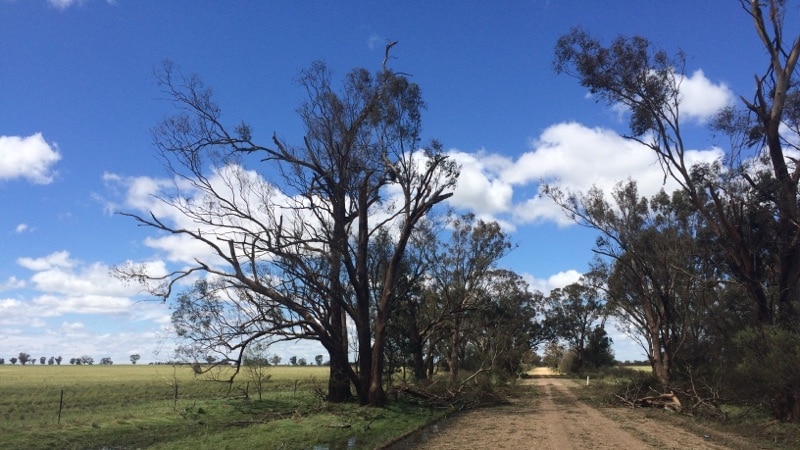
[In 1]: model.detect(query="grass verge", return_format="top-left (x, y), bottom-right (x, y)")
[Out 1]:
top-left (0, 365), bottom-right (447, 449)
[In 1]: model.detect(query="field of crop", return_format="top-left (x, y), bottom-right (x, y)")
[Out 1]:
top-left (0, 364), bottom-right (442, 449)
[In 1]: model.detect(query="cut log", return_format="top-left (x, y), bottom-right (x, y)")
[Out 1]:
top-left (637, 391), bottom-right (682, 412)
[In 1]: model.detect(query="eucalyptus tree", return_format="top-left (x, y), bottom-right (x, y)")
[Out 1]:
top-left (554, 1), bottom-right (800, 328)
top-left (554, 1), bottom-right (800, 420)
top-left (425, 214), bottom-right (514, 386)
top-left (117, 56), bottom-right (458, 406)
top-left (543, 276), bottom-right (607, 373)
top-left (546, 181), bottom-right (715, 384)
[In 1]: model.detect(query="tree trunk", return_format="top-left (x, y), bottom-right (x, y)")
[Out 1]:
top-left (409, 325), bottom-right (427, 381)
top-left (448, 317), bottom-right (461, 387)
top-left (325, 302), bottom-right (352, 403)
top-left (368, 319), bottom-right (387, 406)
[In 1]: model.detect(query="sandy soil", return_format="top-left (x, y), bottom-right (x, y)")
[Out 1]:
top-left (387, 371), bottom-right (756, 449)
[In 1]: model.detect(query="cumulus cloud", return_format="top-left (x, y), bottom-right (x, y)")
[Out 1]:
top-left (523, 269), bottom-right (582, 294)
top-left (15, 223), bottom-right (31, 233)
top-left (448, 150), bottom-right (513, 215)
top-left (0, 276), bottom-right (26, 291)
top-left (14, 251), bottom-right (170, 312)
top-left (17, 250), bottom-right (76, 271)
top-left (0, 133), bottom-right (61, 184)
top-left (447, 122), bottom-right (723, 227)
top-left (678, 70), bottom-right (734, 122)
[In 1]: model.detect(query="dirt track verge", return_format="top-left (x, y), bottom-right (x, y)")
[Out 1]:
top-left (386, 376), bottom-right (759, 449)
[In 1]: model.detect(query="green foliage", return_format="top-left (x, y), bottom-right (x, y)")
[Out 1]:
top-left (583, 326), bottom-right (615, 370)
top-left (733, 327), bottom-right (800, 416)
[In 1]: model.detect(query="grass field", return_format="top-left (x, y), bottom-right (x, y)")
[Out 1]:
top-left (0, 364), bottom-right (443, 449)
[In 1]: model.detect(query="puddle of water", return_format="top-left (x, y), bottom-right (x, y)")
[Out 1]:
top-left (313, 436), bottom-right (357, 450)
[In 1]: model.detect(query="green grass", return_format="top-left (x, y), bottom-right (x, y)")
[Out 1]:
top-left (0, 365), bottom-right (443, 449)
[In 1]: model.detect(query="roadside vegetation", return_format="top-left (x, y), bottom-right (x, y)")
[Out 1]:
top-left (557, 367), bottom-right (800, 449)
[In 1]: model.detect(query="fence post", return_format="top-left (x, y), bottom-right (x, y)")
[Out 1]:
top-left (58, 389), bottom-right (64, 424)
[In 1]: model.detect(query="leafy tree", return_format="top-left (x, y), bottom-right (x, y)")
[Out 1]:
top-left (80, 355), bottom-right (94, 365)
top-left (47, 357), bottom-right (54, 365)
top-left (426, 214), bottom-right (513, 386)
top-left (467, 269), bottom-right (539, 379)
top-left (18, 353), bottom-right (30, 366)
top-left (583, 326), bottom-right (615, 370)
top-left (55, 356), bottom-right (62, 365)
top-left (547, 181), bottom-right (715, 384)
top-left (298, 358), bottom-right (308, 366)
top-left (100, 357), bottom-right (113, 365)
top-left (554, 1), bottom-right (800, 420)
top-left (243, 342), bottom-right (271, 400)
top-left (541, 341), bottom-right (566, 370)
top-left (130, 354), bottom-right (140, 365)
top-left (39, 356), bottom-right (46, 365)
top-left (118, 55), bottom-right (458, 406)
top-left (10, 357), bottom-right (17, 365)
top-left (69, 358), bottom-right (76, 365)
top-left (289, 356), bottom-right (297, 366)
top-left (269, 355), bottom-right (282, 366)
top-left (0, 358), bottom-right (4, 365)
top-left (543, 278), bottom-right (606, 373)
top-left (315, 355), bottom-right (324, 366)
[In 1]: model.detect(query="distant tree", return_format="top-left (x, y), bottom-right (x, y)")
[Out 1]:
top-left (0, 358), bottom-right (4, 365)
top-left (47, 357), bottom-right (54, 365)
top-left (55, 356), bottom-right (62, 365)
top-left (269, 355), bottom-right (281, 366)
top-left (426, 214), bottom-right (513, 386)
top-left (40, 356), bottom-right (46, 365)
top-left (80, 355), bottom-right (94, 365)
top-left (10, 357), bottom-right (17, 365)
top-left (289, 356), bottom-right (297, 366)
top-left (130, 354), bottom-right (141, 365)
top-left (74, 358), bottom-right (82, 365)
top-left (298, 358), bottom-right (307, 366)
top-left (543, 278), bottom-right (606, 373)
top-left (204, 354), bottom-right (216, 365)
top-left (30, 359), bottom-right (35, 365)
top-left (69, 358), bottom-right (76, 365)
top-left (18, 353), bottom-right (31, 366)
top-left (100, 357), bottom-right (113, 365)
top-left (542, 341), bottom-right (566, 370)
top-left (583, 326), bottom-right (616, 369)
top-left (315, 355), bottom-right (324, 366)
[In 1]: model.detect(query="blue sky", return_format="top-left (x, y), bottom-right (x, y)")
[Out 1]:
top-left (1, 0), bottom-right (761, 364)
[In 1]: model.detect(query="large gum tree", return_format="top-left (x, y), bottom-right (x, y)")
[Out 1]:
top-left (554, 0), bottom-right (800, 421)
top-left (118, 54), bottom-right (458, 406)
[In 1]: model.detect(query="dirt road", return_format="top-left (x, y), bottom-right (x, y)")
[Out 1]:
top-left (387, 375), bottom-right (755, 449)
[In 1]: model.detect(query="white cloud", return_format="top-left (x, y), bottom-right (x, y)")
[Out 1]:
top-left (60, 321), bottom-right (85, 332)
top-left (17, 250), bottom-right (76, 271)
top-left (523, 269), bottom-right (582, 295)
top-left (32, 294), bottom-right (132, 316)
top-left (0, 276), bottom-right (26, 291)
top-left (449, 150), bottom-right (513, 215)
top-left (678, 70), bottom-right (734, 122)
top-left (0, 133), bottom-right (61, 184)
top-left (446, 122), bottom-right (723, 227)
top-left (46, 0), bottom-right (116, 10)
top-left (15, 223), bottom-right (31, 233)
